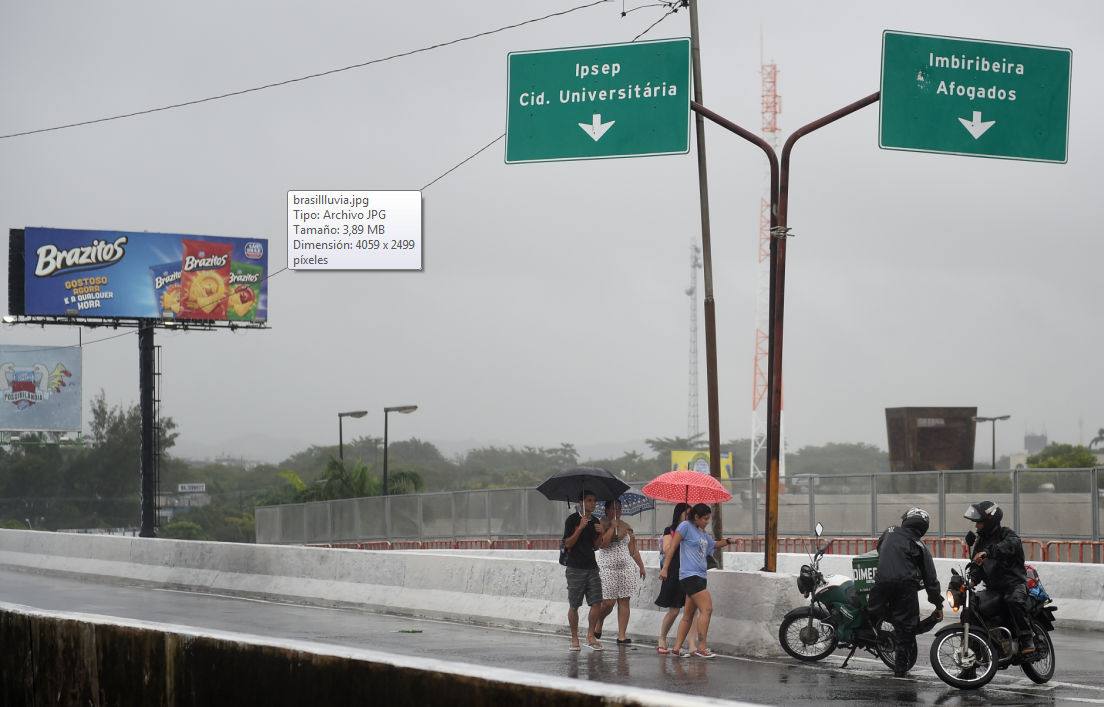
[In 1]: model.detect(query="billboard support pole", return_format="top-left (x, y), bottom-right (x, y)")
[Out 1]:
top-left (139, 320), bottom-right (157, 537)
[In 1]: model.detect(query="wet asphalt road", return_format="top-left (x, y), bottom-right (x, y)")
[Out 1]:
top-left (2, 567), bottom-right (1102, 706)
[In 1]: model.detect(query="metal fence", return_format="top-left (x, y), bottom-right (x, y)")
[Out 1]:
top-left (255, 468), bottom-right (1103, 547)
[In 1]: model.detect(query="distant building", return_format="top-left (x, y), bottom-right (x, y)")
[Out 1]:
top-left (157, 483), bottom-right (212, 522)
top-left (1025, 432), bottom-right (1048, 455)
top-left (213, 455), bottom-right (264, 471)
top-left (885, 407), bottom-right (977, 471)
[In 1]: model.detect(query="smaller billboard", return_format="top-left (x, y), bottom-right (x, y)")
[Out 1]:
top-left (0, 345), bottom-right (82, 432)
top-left (671, 450), bottom-right (733, 479)
top-left (11, 227), bottom-right (268, 321)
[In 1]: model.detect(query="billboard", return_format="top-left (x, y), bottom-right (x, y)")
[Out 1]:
top-left (886, 407), bottom-right (977, 471)
top-left (9, 227), bottom-right (268, 321)
top-left (671, 450), bottom-right (733, 479)
top-left (0, 345), bottom-right (82, 432)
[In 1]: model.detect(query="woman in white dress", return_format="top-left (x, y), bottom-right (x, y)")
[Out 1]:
top-left (595, 499), bottom-right (646, 644)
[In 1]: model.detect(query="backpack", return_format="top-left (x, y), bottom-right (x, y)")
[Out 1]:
top-left (1025, 564), bottom-right (1050, 603)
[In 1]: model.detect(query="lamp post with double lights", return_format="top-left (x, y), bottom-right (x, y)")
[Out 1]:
top-left (337, 411), bottom-right (368, 462)
top-left (383, 405), bottom-right (418, 495)
top-left (973, 415), bottom-right (1011, 471)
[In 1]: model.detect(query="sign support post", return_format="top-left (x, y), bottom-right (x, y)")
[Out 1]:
top-left (687, 0), bottom-right (725, 569)
top-left (690, 92), bottom-right (879, 571)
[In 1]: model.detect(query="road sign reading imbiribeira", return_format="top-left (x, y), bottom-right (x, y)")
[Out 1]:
top-left (880, 31), bottom-right (1072, 163)
top-left (506, 38), bottom-right (690, 164)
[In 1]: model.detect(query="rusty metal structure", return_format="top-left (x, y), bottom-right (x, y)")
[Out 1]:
top-left (885, 407), bottom-right (978, 471)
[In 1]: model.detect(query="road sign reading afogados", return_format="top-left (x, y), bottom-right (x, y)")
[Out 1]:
top-left (879, 31), bottom-right (1071, 163)
top-left (505, 38), bottom-right (690, 164)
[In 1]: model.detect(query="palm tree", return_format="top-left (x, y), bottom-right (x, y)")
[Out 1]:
top-left (265, 458), bottom-right (425, 505)
top-left (1091, 428), bottom-right (1104, 449)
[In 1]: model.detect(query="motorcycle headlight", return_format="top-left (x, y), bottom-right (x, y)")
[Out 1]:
top-left (946, 589), bottom-right (960, 612)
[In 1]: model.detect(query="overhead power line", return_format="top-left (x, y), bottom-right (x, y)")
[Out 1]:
top-left (0, 1), bottom-right (611, 141)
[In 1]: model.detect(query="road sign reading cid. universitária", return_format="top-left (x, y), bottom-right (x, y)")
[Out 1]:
top-left (880, 31), bottom-right (1071, 163)
top-left (506, 38), bottom-right (690, 164)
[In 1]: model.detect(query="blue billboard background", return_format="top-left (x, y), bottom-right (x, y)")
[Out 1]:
top-left (22, 227), bottom-right (268, 320)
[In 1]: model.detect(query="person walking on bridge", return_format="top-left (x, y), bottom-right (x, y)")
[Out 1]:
top-left (660, 503), bottom-right (737, 658)
top-left (563, 489), bottom-right (609, 651)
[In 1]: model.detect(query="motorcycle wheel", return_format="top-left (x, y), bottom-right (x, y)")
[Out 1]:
top-left (929, 627), bottom-right (999, 690)
top-left (1021, 623), bottom-right (1056, 684)
top-left (874, 621), bottom-right (917, 672)
top-left (779, 612), bottom-right (838, 661)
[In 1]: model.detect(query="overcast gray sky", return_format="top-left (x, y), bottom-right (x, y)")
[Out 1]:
top-left (1, 1), bottom-right (1100, 465)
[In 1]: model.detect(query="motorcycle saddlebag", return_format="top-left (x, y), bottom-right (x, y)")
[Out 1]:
top-left (797, 565), bottom-right (816, 596)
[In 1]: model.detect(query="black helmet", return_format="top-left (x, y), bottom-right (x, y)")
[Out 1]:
top-left (900, 507), bottom-right (930, 536)
top-left (964, 501), bottom-right (1003, 534)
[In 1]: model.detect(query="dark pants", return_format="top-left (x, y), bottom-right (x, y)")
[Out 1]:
top-left (999, 582), bottom-right (1032, 638)
top-left (868, 582), bottom-right (919, 674)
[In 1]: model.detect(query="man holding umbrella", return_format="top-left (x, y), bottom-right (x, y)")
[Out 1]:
top-left (538, 466), bottom-right (630, 651)
top-left (563, 489), bottom-right (610, 650)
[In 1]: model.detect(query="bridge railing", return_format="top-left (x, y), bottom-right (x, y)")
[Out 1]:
top-left (256, 467), bottom-right (1103, 561)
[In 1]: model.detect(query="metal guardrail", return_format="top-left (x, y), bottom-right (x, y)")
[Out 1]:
top-left (256, 468), bottom-right (1103, 550)
top-left (297, 536), bottom-right (1088, 561)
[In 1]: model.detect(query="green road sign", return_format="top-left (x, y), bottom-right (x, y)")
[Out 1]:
top-left (506, 39), bottom-right (690, 164)
top-left (880, 31), bottom-right (1071, 163)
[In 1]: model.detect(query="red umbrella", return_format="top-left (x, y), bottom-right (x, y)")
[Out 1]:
top-left (641, 470), bottom-right (732, 505)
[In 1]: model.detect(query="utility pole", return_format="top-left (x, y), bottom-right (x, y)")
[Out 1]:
top-left (687, 0), bottom-right (724, 565)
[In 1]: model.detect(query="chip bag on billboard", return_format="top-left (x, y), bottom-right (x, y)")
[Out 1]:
top-left (149, 262), bottom-right (182, 318)
top-left (179, 240), bottom-right (233, 319)
top-left (227, 261), bottom-right (263, 321)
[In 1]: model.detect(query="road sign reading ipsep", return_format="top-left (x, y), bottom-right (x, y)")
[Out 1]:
top-left (506, 39), bottom-right (690, 164)
top-left (879, 31), bottom-right (1071, 163)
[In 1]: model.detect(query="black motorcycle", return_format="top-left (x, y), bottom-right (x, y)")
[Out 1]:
top-left (930, 533), bottom-right (1057, 689)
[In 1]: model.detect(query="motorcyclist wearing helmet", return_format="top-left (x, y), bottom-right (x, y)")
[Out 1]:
top-left (868, 507), bottom-right (944, 678)
top-left (965, 500), bottom-right (1034, 654)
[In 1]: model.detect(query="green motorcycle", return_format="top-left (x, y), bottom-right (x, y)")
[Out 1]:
top-left (778, 523), bottom-right (917, 670)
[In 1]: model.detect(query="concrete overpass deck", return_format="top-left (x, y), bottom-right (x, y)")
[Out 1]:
top-left (3, 567), bottom-right (1101, 707)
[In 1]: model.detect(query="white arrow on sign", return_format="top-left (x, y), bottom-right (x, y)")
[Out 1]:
top-left (579, 113), bottom-right (615, 142)
top-left (958, 111), bottom-right (995, 140)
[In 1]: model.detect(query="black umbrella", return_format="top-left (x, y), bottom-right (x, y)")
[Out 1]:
top-left (536, 466), bottom-right (630, 505)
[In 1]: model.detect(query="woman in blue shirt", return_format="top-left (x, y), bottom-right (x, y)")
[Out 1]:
top-left (658, 502), bottom-right (736, 658)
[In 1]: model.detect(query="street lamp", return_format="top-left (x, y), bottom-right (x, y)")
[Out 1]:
top-left (973, 415), bottom-right (1011, 471)
top-left (337, 411), bottom-right (368, 461)
top-left (383, 405), bottom-right (418, 495)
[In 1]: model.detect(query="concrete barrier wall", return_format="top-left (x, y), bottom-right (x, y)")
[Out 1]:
top-left (0, 528), bottom-right (1098, 667)
top-left (0, 530), bottom-right (801, 657)
top-left (0, 601), bottom-right (757, 707)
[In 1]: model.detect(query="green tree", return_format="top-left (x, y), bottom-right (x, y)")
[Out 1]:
top-left (785, 443), bottom-right (889, 476)
top-left (645, 433), bottom-right (707, 473)
top-left (1027, 443), bottom-right (1098, 469)
top-left (162, 520), bottom-right (205, 540)
top-left (1090, 428), bottom-right (1104, 449)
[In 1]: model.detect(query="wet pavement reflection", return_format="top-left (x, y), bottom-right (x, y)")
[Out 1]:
top-left (0, 568), bottom-right (1097, 706)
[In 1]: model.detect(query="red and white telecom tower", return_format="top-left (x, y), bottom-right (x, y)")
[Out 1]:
top-left (751, 58), bottom-right (784, 479)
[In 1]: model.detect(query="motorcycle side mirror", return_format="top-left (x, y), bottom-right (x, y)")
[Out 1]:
top-left (951, 568), bottom-right (960, 577)
top-left (815, 522), bottom-right (823, 537)
top-left (965, 530), bottom-right (977, 547)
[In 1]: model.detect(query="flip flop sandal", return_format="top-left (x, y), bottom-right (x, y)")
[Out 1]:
top-left (616, 638), bottom-right (632, 645)
top-left (569, 645), bottom-right (581, 652)
top-left (655, 646), bottom-right (670, 655)
top-left (585, 642), bottom-right (603, 651)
